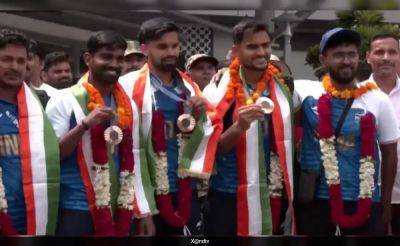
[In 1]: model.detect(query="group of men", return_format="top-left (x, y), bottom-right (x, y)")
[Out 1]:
top-left (1, 16), bottom-right (400, 237)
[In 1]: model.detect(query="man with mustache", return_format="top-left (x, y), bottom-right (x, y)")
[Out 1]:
top-left (203, 20), bottom-right (295, 236)
top-left (46, 30), bottom-right (153, 236)
top-left (294, 28), bottom-right (399, 235)
top-left (42, 51), bottom-right (73, 89)
top-left (119, 17), bottom-right (221, 236)
top-left (365, 33), bottom-right (400, 235)
top-left (0, 28), bottom-right (60, 236)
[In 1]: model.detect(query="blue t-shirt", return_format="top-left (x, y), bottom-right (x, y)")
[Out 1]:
top-left (150, 73), bottom-right (198, 192)
top-left (300, 96), bottom-right (380, 202)
top-left (210, 80), bottom-right (271, 194)
top-left (0, 99), bottom-right (26, 232)
top-left (151, 74), bottom-right (182, 193)
top-left (60, 94), bottom-right (120, 210)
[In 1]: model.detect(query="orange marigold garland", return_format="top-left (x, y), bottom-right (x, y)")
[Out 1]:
top-left (226, 57), bottom-right (285, 106)
top-left (322, 75), bottom-right (378, 99)
top-left (84, 82), bottom-right (132, 128)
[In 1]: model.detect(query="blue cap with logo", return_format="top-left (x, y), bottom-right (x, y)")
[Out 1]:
top-left (319, 27), bottom-right (361, 53)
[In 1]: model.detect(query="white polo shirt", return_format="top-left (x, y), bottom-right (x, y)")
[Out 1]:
top-left (368, 74), bottom-right (400, 203)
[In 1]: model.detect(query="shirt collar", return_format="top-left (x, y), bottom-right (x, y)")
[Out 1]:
top-left (368, 73), bottom-right (400, 95)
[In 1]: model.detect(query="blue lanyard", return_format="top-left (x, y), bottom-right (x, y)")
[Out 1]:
top-left (150, 73), bottom-right (190, 113)
top-left (150, 73), bottom-right (186, 104)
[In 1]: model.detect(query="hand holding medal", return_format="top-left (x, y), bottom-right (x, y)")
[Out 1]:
top-left (176, 95), bottom-right (207, 133)
top-left (84, 104), bottom-right (125, 149)
top-left (83, 106), bottom-right (115, 129)
top-left (255, 97), bottom-right (275, 114)
top-left (177, 114), bottom-right (196, 133)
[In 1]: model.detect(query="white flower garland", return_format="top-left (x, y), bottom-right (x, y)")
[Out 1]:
top-left (177, 133), bottom-right (192, 178)
top-left (0, 167), bottom-right (8, 212)
top-left (268, 153), bottom-right (283, 197)
top-left (92, 164), bottom-right (111, 207)
top-left (319, 137), bottom-right (340, 185)
top-left (154, 133), bottom-right (192, 195)
top-left (319, 138), bottom-right (374, 198)
top-left (117, 170), bottom-right (135, 210)
top-left (155, 152), bottom-right (169, 195)
top-left (359, 157), bottom-right (375, 198)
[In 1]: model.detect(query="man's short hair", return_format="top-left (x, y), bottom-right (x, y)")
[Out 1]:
top-left (43, 51), bottom-right (71, 71)
top-left (369, 33), bottom-right (400, 50)
top-left (232, 19), bottom-right (270, 44)
top-left (138, 17), bottom-right (180, 44)
top-left (87, 30), bottom-right (127, 54)
top-left (28, 38), bottom-right (46, 60)
top-left (0, 28), bottom-right (29, 52)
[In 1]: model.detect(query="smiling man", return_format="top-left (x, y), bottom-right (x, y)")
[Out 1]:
top-left (294, 28), bottom-right (399, 235)
top-left (203, 19), bottom-right (295, 236)
top-left (366, 33), bottom-right (400, 235)
top-left (46, 30), bottom-right (154, 236)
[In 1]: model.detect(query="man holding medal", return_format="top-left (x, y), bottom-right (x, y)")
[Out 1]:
top-left (119, 17), bottom-right (222, 235)
top-left (294, 28), bottom-right (399, 235)
top-left (203, 20), bottom-right (296, 236)
top-left (47, 30), bottom-right (155, 236)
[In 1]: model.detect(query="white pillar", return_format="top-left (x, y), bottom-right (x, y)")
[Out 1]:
top-left (283, 22), bottom-right (292, 64)
top-left (70, 45), bottom-right (82, 79)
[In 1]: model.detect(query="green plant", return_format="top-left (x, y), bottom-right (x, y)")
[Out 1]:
top-left (305, 10), bottom-right (400, 70)
top-left (305, 44), bottom-right (320, 70)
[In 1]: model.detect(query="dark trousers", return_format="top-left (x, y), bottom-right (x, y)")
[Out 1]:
top-left (296, 199), bottom-right (385, 235)
top-left (57, 209), bottom-right (148, 236)
top-left (391, 204), bottom-right (400, 235)
top-left (154, 189), bottom-right (201, 236)
top-left (56, 208), bottom-right (94, 236)
top-left (204, 189), bottom-right (289, 236)
top-left (204, 189), bottom-right (237, 236)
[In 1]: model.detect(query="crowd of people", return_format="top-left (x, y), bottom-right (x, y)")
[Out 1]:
top-left (1, 16), bottom-right (400, 237)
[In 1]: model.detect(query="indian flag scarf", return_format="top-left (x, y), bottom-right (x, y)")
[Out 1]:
top-left (67, 73), bottom-right (153, 235)
top-left (203, 68), bottom-right (295, 236)
top-left (0, 83), bottom-right (60, 235)
top-left (118, 64), bottom-right (222, 181)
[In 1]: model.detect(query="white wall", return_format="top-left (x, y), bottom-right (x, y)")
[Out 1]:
top-left (271, 50), bottom-right (317, 80)
top-left (213, 30), bottom-right (232, 61)
top-left (288, 50), bottom-right (317, 80)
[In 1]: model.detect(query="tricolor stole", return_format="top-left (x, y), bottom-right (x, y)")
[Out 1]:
top-left (18, 83), bottom-right (60, 235)
top-left (203, 70), bottom-right (295, 236)
top-left (68, 77), bottom-right (153, 223)
top-left (118, 64), bottom-right (222, 191)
